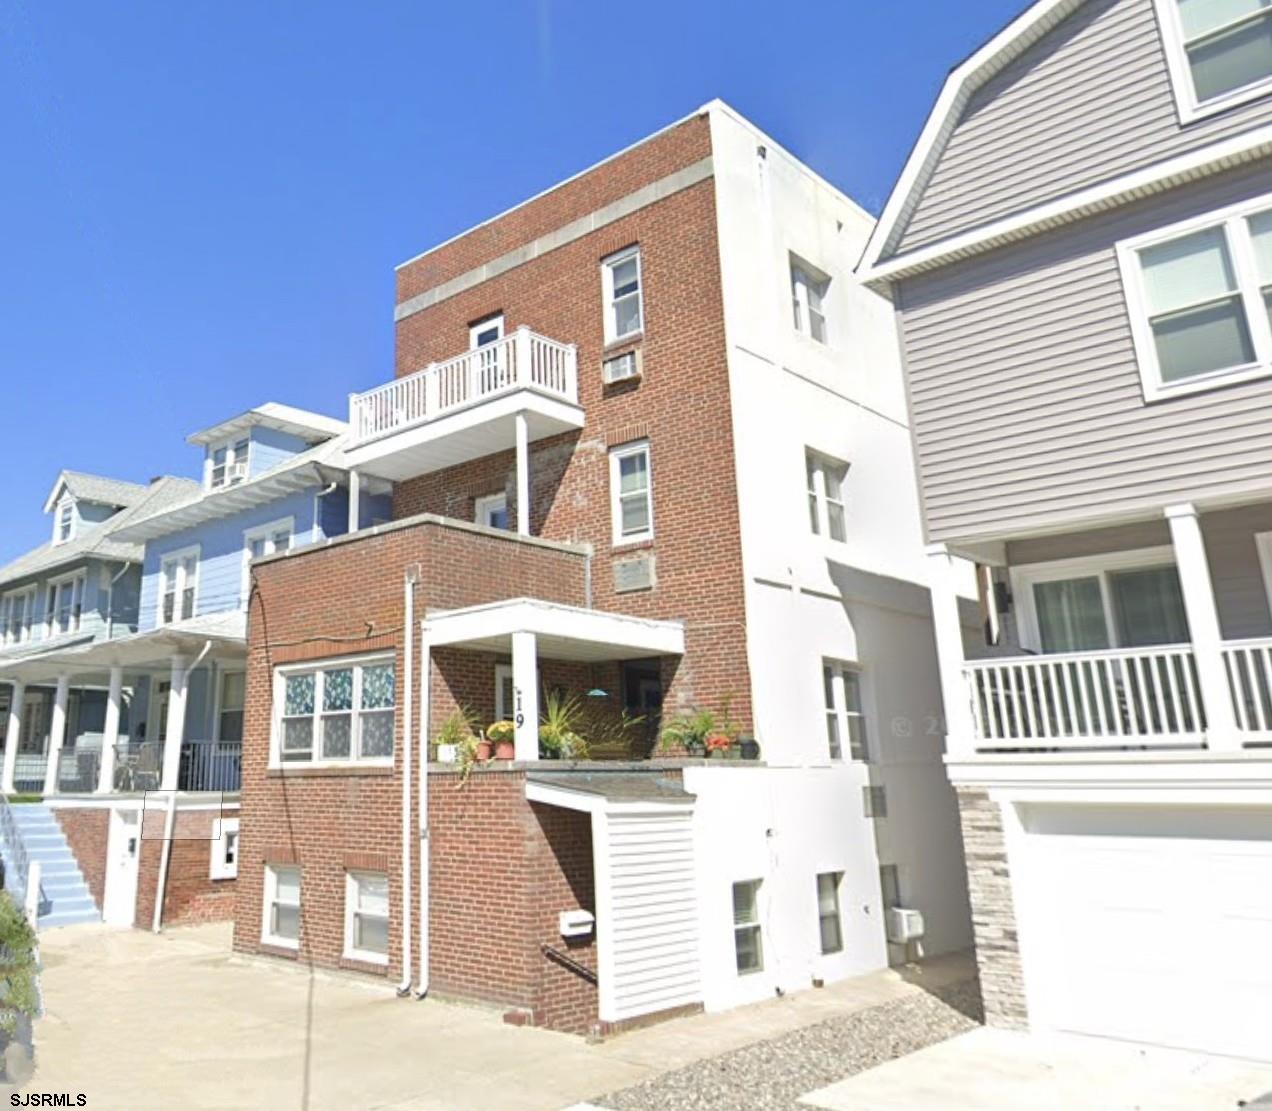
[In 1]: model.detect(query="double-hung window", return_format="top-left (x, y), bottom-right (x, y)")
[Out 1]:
top-left (732, 879), bottom-right (764, 975)
top-left (602, 246), bottom-right (643, 343)
top-left (475, 493), bottom-right (509, 531)
top-left (243, 518), bottom-right (293, 599)
top-left (159, 548), bottom-right (199, 625)
top-left (262, 864), bottom-right (301, 948)
top-left (46, 573), bottom-right (86, 638)
top-left (276, 658), bottom-right (395, 767)
top-left (791, 257), bottom-right (830, 343)
top-left (344, 871), bottom-right (390, 963)
top-left (53, 499), bottom-right (74, 545)
top-left (823, 660), bottom-right (868, 761)
top-left (2, 589), bottom-right (35, 645)
top-left (806, 451), bottom-right (848, 542)
top-left (1156, 0), bottom-right (1272, 120)
top-left (218, 671), bottom-right (246, 745)
top-left (209, 438), bottom-right (250, 490)
top-left (817, 872), bottom-right (844, 955)
top-left (1119, 196), bottom-right (1272, 400)
top-left (609, 440), bottom-right (653, 545)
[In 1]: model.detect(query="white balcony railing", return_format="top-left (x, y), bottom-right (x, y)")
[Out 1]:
top-left (1222, 637), bottom-right (1272, 738)
top-left (964, 645), bottom-right (1204, 750)
top-left (349, 327), bottom-right (577, 446)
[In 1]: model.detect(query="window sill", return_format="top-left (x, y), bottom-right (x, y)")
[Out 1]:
top-left (1176, 77), bottom-right (1272, 125)
top-left (268, 764), bottom-right (395, 779)
top-left (612, 537), bottom-right (655, 554)
top-left (260, 940), bottom-right (299, 958)
top-left (1141, 361), bottom-right (1272, 403)
top-left (341, 954), bottom-right (390, 974)
top-left (604, 332), bottom-right (643, 353)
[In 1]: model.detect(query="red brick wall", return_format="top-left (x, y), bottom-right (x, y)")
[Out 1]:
top-left (54, 808), bottom-right (108, 910)
top-left (135, 805), bottom-right (238, 928)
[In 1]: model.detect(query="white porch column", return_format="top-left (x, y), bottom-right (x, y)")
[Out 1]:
top-left (512, 630), bottom-right (538, 761)
top-left (926, 545), bottom-right (976, 758)
top-left (96, 667), bottom-right (124, 794)
top-left (1166, 504), bottom-right (1239, 749)
top-left (160, 656), bottom-right (189, 791)
top-left (515, 412), bottom-right (530, 536)
top-left (2, 681), bottom-right (24, 794)
top-left (41, 675), bottom-right (71, 797)
top-left (348, 469), bottom-right (362, 534)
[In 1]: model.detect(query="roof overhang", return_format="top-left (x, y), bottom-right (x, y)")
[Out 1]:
top-left (526, 771), bottom-right (695, 814)
top-left (187, 402), bottom-right (347, 448)
top-left (423, 598), bottom-right (684, 662)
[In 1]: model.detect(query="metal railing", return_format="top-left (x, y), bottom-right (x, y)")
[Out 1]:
top-left (12, 754), bottom-right (47, 796)
top-left (112, 742), bottom-right (162, 793)
top-left (349, 327), bottom-right (578, 445)
top-left (180, 739), bottom-right (241, 792)
top-left (0, 795), bottom-right (41, 923)
top-left (964, 645), bottom-right (1205, 750)
top-left (53, 747), bottom-right (101, 795)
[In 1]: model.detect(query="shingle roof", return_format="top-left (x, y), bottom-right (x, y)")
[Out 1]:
top-left (50, 471), bottom-right (151, 511)
top-left (0, 475), bottom-right (201, 588)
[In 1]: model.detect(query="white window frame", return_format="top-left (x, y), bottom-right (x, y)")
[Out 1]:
top-left (732, 879), bottom-right (764, 976)
top-left (790, 255), bottom-right (830, 344)
top-left (214, 668), bottom-right (247, 746)
top-left (210, 817), bottom-right (240, 881)
top-left (343, 870), bottom-right (390, 965)
top-left (242, 516), bottom-right (294, 600)
top-left (1256, 532), bottom-right (1272, 618)
top-left (1010, 546), bottom-right (1181, 653)
top-left (1117, 192), bottom-right (1272, 402)
top-left (270, 654), bottom-right (396, 769)
top-left (806, 450), bottom-right (848, 543)
top-left (822, 659), bottom-right (869, 762)
top-left (601, 245), bottom-right (644, 344)
top-left (261, 864), bottom-right (301, 949)
top-left (1153, 0), bottom-right (1272, 124)
top-left (474, 493), bottom-right (508, 531)
top-left (495, 663), bottom-right (514, 721)
top-left (816, 871), bottom-right (844, 956)
top-left (609, 439), bottom-right (653, 547)
top-left (52, 497), bottom-right (75, 546)
top-left (469, 313), bottom-right (505, 349)
top-left (1, 587), bottom-right (37, 646)
top-left (158, 545), bottom-right (200, 627)
top-left (45, 570), bottom-right (87, 638)
top-left (208, 436), bottom-right (251, 491)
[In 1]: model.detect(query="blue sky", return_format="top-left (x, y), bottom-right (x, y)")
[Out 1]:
top-left (0, 0), bottom-right (1023, 562)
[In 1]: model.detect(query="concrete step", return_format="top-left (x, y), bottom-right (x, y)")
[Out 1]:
top-left (39, 909), bottom-right (102, 929)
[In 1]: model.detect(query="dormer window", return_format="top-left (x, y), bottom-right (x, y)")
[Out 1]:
top-left (210, 438), bottom-right (250, 490)
top-left (53, 498), bottom-right (74, 545)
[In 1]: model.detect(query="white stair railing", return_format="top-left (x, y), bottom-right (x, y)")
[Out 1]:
top-left (0, 795), bottom-right (41, 927)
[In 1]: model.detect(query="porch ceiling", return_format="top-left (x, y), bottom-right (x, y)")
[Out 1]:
top-left (423, 598), bottom-right (684, 662)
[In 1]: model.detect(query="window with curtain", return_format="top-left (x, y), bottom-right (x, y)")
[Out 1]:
top-left (1031, 564), bottom-right (1191, 652)
top-left (1034, 577), bottom-right (1110, 653)
top-left (1109, 566), bottom-right (1190, 646)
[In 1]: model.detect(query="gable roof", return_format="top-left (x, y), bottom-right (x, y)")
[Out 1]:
top-left (0, 476), bottom-right (201, 588)
top-left (42, 471), bottom-right (151, 515)
top-left (187, 402), bottom-right (347, 448)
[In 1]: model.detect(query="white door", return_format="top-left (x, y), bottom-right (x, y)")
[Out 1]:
top-left (1016, 804), bottom-right (1272, 1061)
top-left (102, 809), bottom-right (141, 927)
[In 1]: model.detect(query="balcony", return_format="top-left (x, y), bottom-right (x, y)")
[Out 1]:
top-left (345, 327), bottom-right (582, 482)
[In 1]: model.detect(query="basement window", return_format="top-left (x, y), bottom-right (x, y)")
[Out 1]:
top-left (262, 864), bottom-right (301, 949)
top-left (344, 871), bottom-right (389, 964)
top-left (817, 872), bottom-right (844, 955)
top-left (732, 879), bottom-right (764, 975)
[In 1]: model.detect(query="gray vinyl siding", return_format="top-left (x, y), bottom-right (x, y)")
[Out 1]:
top-left (895, 0), bottom-right (1272, 254)
top-left (899, 158), bottom-right (1272, 544)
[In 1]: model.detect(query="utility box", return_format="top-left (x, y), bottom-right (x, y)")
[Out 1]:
top-left (559, 909), bottom-right (595, 939)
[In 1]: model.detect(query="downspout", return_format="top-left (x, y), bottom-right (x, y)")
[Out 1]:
top-left (397, 568), bottom-right (419, 995)
top-left (416, 619), bottom-right (430, 999)
top-left (311, 476), bottom-right (339, 544)
top-left (152, 637), bottom-right (213, 934)
top-left (106, 562), bottom-right (130, 640)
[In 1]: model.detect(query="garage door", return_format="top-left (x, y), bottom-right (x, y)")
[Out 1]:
top-left (1015, 804), bottom-right (1272, 1062)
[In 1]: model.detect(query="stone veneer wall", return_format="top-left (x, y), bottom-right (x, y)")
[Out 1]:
top-left (955, 787), bottom-right (1027, 1029)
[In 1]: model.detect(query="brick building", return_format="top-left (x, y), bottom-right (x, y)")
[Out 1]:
top-left (232, 101), bottom-right (972, 1033)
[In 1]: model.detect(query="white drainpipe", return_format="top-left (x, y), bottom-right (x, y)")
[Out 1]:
top-left (398, 570), bottom-right (418, 995)
top-left (417, 624), bottom-right (431, 999)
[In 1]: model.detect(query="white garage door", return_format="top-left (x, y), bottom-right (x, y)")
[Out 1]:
top-left (1016, 804), bottom-right (1272, 1062)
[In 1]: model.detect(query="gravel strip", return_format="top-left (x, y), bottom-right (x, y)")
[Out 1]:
top-left (593, 980), bottom-right (984, 1111)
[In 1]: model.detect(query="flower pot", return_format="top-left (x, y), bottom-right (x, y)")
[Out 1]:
top-left (475, 740), bottom-right (493, 763)
top-left (437, 743), bottom-right (458, 764)
top-left (494, 740), bottom-right (515, 761)
top-left (739, 739), bottom-right (760, 761)
top-left (724, 745), bottom-right (741, 760)
top-left (708, 747), bottom-right (725, 759)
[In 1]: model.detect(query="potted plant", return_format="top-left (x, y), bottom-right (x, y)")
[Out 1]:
top-left (539, 691), bottom-right (590, 760)
top-left (487, 719), bottom-right (516, 761)
top-left (659, 697), bottom-right (743, 758)
top-left (705, 733), bottom-right (732, 758)
top-left (434, 707), bottom-right (479, 764)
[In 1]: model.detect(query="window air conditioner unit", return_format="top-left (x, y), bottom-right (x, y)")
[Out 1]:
top-left (885, 906), bottom-right (925, 945)
top-left (227, 462), bottom-right (249, 484)
top-left (603, 349), bottom-right (642, 384)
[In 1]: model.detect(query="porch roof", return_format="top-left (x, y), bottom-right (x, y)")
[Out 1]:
top-left (526, 769), bottom-right (694, 808)
top-left (423, 598), bottom-right (685, 662)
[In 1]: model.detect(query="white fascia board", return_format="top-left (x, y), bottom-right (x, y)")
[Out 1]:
top-left (524, 781), bottom-right (605, 814)
top-left (41, 473), bottom-right (71, 515)
top-left (947, 753), bottom-right (1272, 792)
top-left (187, 403), bottom-right (347, 447)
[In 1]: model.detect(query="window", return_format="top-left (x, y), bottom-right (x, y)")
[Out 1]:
top-left (475, 493), bottom-right (509, 531)
top-left (732, 880), bottom-right (764, 975)
top-left (243, 518), bottom-right (293, 598)
top-left (863, 784), bottom-right (888, 819)
top-left (45, 573), bottom-right (86, 638)
top-left (0, 589), bottom-right (36, 646)
top-left (495, 663), bottom-right (514, 722)
top-left (1014, 549), bottom-right (1190, 653)
top-left (159, 548), bottom-right (199, 625)
top-left (1118, 196), bottom-right (1272, 400)
top-left (344, 871), bottom-right (390, 963)
top-left (469, 313), bottom-right (504, 349)
top-left (275, 658), bottom-right (395, 767)
top-left (209, 438), bottom-right (250, 490)
top-left (53, 498), bottom-right (74, 545)
top-left (791, 257), bottom-right (830, 343)
top-left (823, 660), bottom-right (868, 761)
top-left (609, 440), bottom-right (653, 545)
top-left (1156, 0), bottom-right (1272, 120)
top-left (210, 818), bottom-right (239, 881)
top-left (218, 671), bottom-right (246, 744)
top-left (806, 451), bottom-right (848, 542)
top-left (817, 872), bottom-right (844, 955)
top-left (262, 864), bottom-right (301, 948)
top-left (602, 246), bottom-right (643, 343)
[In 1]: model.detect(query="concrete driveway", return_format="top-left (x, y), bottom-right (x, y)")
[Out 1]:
top-left (800, 1027), bottom-right (1272, 1111)
top-left (28, 922), bottom-right (975, 1110)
